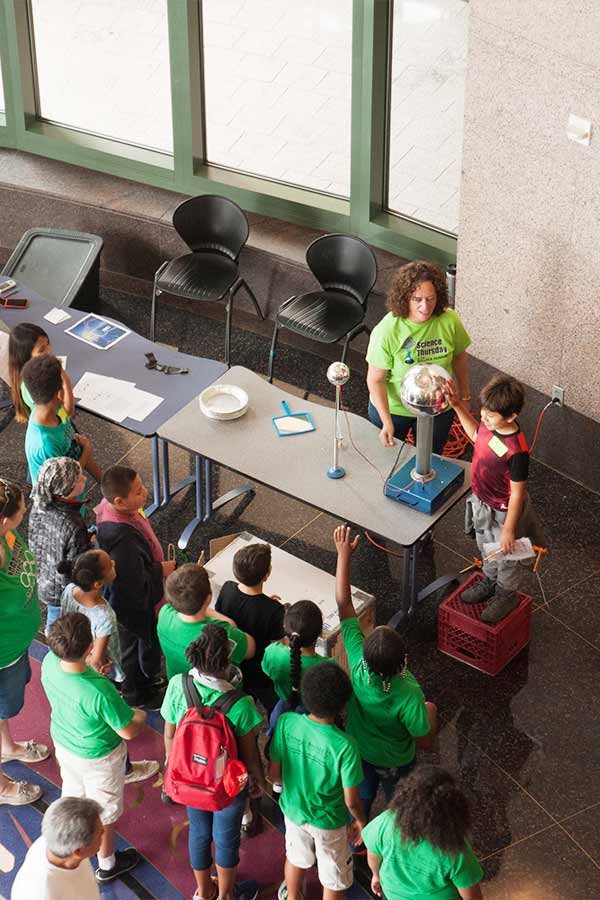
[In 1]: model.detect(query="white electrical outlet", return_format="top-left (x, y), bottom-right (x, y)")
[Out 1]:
top-left (551, 385), bottom-right (564, 406)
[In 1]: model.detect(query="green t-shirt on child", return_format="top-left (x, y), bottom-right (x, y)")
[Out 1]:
top-left (270, 712), bottom-right (363, 830)
top-left (261, 642), bottom-right (333, 701)
top-left (341, 617), bottom-right (430, 767)
top-left (25, 414), bottom-right (80, 483)
top-left (366, 308), bottom-right (471, 416)
top-left (0, 531), bottom-right (41, 668)
top-left (160, 673), bottom-right (262, 736)
top-left (41, 652), bottom-right (133, 758)
top-left (157, 604), bottom-right (248, 679)
top-left (362, 809), bottom-right (483, 900)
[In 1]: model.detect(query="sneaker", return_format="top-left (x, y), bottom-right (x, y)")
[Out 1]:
top-left (1, 740), bottom-right (50, 764)
top-left (460, 576), bottom-right (496, 605)
top-left (161, 786), bottom-right (175, 804)
top-left (124, 759), bottom-right (160, 784)
top-left (480, 586), bottom-right (520, 624)
top-left (95, 848), bottom-right (140, 883)
top-left (234, 881), bottom-right (259, 900)
top-left (278, 882), bottom-right (303, 900)
top-left (0, 779), bottom-right (42, 805)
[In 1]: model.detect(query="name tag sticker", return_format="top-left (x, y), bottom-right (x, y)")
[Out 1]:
top-left (488, 435), bottom-right (508, 457)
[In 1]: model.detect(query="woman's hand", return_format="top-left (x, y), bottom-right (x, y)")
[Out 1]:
top-left (371, 876), bottom-right (383, 898)
top-left (379, 423), bottom-right (396, 447)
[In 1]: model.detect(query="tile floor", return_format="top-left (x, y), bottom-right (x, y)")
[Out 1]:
top-left (1, 286), bottom-right (600, 898)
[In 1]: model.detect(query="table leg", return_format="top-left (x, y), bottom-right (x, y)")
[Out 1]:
top-left (157, 439), bottom-right (202, 510)
top-left (409, 543), bottom-right (419, 615)
top-left (144, 435), bottom-right (162, 517)
top-left (177, 454), bottom-right (205, 550)
top-left (201, 458), bottom-right (255, 523)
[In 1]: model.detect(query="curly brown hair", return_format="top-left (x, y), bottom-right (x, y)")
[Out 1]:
top-left (387, 260), bottom-right (448, 319)
top-left (389, 765), bottom-right (472, 857)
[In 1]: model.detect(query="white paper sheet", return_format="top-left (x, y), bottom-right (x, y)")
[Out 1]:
top-left (43, 307), bottom-right (71, 324)
top-left (72, 372), bottom-right (162, 423)
top-left (56, 355), bottom-right (67, 369)
top-left (124, 387), bottom-right (163, 421)
top-left (483, 537), bottom-right (535, 562)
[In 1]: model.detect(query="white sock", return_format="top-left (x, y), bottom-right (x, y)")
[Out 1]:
top-left (242, 810), bottom-right (253, 825)
top-left (273, 782), bottom-right (283, 793)
top-left (98, 853), bottom-right (116, 871)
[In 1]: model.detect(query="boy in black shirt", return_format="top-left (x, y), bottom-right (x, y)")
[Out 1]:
top-left (216, 542), bottom-right (285, 713)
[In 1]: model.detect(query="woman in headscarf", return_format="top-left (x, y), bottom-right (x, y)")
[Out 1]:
top-left (28, 456), bottom-right (90, 634)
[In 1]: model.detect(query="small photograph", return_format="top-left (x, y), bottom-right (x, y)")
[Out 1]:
top-left (65, 313), bottom-right (130, 351)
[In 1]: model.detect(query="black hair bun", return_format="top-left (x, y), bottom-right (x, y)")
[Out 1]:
top-left (56, 559), bottom-right (73, 576)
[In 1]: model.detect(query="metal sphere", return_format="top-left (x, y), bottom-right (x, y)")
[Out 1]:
top-left (327, 361), bottom-right (351, 386)
top-left (400, 364), bottom-right (452, 417)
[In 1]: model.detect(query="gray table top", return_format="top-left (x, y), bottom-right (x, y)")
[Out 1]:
top-left (159, 366), bottom-right (471, 546)
top-left (0, 283), bottom-right (227, 436)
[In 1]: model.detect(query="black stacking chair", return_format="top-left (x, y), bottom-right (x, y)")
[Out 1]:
top-left (267, 233), bottom-right (377, 382)
top-left (150, 195), bottom-right (264, 366)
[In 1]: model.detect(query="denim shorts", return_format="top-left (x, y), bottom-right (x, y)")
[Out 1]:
top-left (0, 652), bottom-right (31, 720)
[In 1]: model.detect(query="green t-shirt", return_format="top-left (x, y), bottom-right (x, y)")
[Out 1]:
top-left (270, 712), bottom-right (363, 830)
top-left (157, 604), bottom-right (248, 679)
top-left (362, 809), bottom-right (483, 900)
top-left (160, 673), bottom-right (262, 737)
top-left (41, 651), bottom-right (134, 758)
top-left (366, 309), bottom-right (471, 416)
top-left (341, 618), bottom-right (430, 767)
top-left (261, 642), bottom-right (333, 701)
top-left (25, 414), bottom-right (80, 483)
top-left (0, 531), bottom-right (41, 668)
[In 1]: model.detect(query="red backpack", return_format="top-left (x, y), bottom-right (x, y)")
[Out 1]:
top-left (164, 676), bottom-right (249, 810)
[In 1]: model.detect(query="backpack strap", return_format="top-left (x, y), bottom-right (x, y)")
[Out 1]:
top-left (182, 674), bottom-right (203, 713)
top-left (211, 688), bottom-right (245, 716)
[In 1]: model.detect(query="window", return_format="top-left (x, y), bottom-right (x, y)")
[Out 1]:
top-left (387, 0), bottom-right (469, 234)
top-left (29, 0), bottom-right (173, 153)
top-left (202, 0), bottom-right (353, 197)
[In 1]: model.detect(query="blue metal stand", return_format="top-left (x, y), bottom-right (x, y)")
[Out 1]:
top-left (327, 466), bottom-right (345, 479)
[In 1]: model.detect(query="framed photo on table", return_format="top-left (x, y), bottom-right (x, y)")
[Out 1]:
top-left (65, 313), bottom-right (130, 351)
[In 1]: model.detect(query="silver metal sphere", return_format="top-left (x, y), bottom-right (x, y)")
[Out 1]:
top-left (400, 364), bottom-right (452, 417)
top-left (327, 361), bottom-right (351, 386)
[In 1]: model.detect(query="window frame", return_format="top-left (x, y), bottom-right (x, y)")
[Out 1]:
top-left (0, 0), bottom-right (457, 267)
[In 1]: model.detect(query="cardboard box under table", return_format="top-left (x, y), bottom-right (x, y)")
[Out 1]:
top-left (203, 532), bottom-right (375, 672)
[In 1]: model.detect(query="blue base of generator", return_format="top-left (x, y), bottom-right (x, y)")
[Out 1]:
top-left (384, 455), bottom-right (465, 515)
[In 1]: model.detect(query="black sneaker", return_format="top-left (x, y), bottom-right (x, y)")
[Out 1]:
top-left (95, 848), bottom-right (140, 883)
top-left (460, 576), bottom-right (496, 605)
top-left (480, 586), bottom-right (520, 624)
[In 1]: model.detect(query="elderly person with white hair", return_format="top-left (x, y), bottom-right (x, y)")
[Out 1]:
top-left (11, 796), bottom-right (103, 899)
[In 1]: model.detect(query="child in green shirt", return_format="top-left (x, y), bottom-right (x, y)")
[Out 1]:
top-left (158, 563), bottom-right (255, 679)
top-left (333, 525), bottom-right (437, 819)
top-left (270, 662), bottom-right (366, 900)
top-left (363, 765), bottom-right (484, 900)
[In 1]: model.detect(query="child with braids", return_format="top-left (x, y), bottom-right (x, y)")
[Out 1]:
top-left (262, 600), bottom-right (330, 706)
top-left (333, 525), bottom-right (437, 820)
top-left (161, 624), bottom-right (264, 900)
top-left (363, 765), bottom-right (484, 899)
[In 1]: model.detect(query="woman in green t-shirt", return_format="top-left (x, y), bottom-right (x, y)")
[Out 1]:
top-left (366, 260), bottom-right (471, 454)
top-left (0, 478), bottom-right (49, 807)
top-left (363, 766), bottom-right (484, 900)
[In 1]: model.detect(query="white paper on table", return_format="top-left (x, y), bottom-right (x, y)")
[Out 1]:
top-left (56, 355), bottom-right (67, 369)
top-left (73, 372), bottom-right (134, 398)
top-left (483, 537), bottom-right (535, 561)
top-left (123, 387), bottom-right (163, 422)
top-left (43, 307), bottom-right (71, 324)
top-left (76, 394), bottom-right (128, 423)
top-left (73, 372), bottom-right (162, 422)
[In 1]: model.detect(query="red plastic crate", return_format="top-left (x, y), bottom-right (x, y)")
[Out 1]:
top-left (438, 572), bottom-right (533, 675)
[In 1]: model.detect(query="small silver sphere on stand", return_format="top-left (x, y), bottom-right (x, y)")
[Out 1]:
top-left (326, 361), bottom-right (350, 479)
top-left (399, 364), bottom-right (452, 482)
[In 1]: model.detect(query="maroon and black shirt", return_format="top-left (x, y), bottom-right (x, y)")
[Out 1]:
top-left (471, 422), bottom-right (529, 511)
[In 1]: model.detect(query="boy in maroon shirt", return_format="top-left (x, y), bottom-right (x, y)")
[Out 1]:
top-left (447, 375), bottom-right (542, 623)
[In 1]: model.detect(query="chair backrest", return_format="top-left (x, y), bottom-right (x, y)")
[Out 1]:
top-left (306, 234), bottom-right (377, 306)
top-left (172, 195), bottom-right (249, 260)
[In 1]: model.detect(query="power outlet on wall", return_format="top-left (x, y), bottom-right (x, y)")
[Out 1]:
top-left (551, 385), bottom-right (564, 406)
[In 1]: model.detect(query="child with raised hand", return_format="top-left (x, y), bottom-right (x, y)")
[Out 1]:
top-left (216, 541), bottom-right (285, 714)
top-left (270, 662), bottom-right (366, 900)
top-left (333, 525), bottom-right (437, 821)
top-left (96, 465), bottom-right (176, 709)
top-left (22, 354), bottom-right (101, 484)
top-left (59, 549), bottom-right (123, 682)
top-left (363, 766), bottom-right (484, 900)
top-left (445, 374), bottom-right (543, 623)
top-left (8, 322), bottom-right (74, 423)
top-left (158, 562), bottom-right (255, 680)
top-left (28, 456), bottom-right (90, 634)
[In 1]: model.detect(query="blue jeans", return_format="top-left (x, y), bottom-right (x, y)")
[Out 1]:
top-left (368, 401), bottom-right (455, 456)
top-left (0, 652), bottom-right (31, 720)
top-left (359, 758), bottom-right (416, 820)
top-left (45, 604), bottom-right (62, 636)
top-left (266, 698), bottom-right (306, 738)
top-left (187, 787), bottom-right (248, 870)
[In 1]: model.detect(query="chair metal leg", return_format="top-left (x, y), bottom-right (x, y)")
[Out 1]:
top-left (341, 334), bottom-right (351, 364)
top-left (150, 261), bottom-right (168, 342)
top-left (239, 278), bottom-right (265, 320)
top-left (267, 320), bottom-right (280, 383)
top-left (340, 322), bottom-right (367, 364)
top-left (225, 292), bottom-right (233, 368)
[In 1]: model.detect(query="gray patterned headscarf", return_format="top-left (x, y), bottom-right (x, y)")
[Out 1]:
top-left (31, 457), bottom-right (82, 509)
